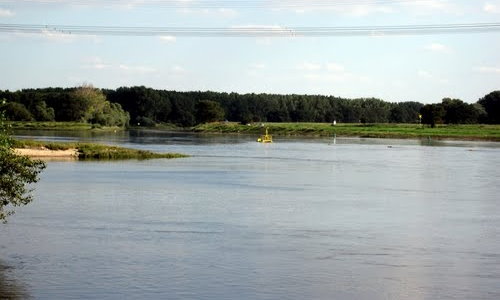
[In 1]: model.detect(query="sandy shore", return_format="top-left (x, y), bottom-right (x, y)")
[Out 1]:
top-left (14, 148), bottom-right (79, 158)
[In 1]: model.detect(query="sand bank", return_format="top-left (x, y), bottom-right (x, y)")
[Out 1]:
top-left (14, 148), bottom-right (78, 158)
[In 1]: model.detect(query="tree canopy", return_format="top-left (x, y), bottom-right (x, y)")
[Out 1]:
top-left (1, 87), bottom-right (499, 127)
top-left (0, 103), bottom-right (45, 222)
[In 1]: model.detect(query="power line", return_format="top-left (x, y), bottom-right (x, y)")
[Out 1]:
top-left (1, 23), bottom-right (500, 37)
top-left (0, 0), bottom-right (453, 9)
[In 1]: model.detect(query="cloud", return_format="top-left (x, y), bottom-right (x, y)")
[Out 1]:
top-left (82, 57), bottom-right (156, 74)
top-left (483, 2), bottom-right (500, 13)
top-left (119, 64), bottom-right (157, 74)
top-left (418, 70), bottom-right (449, 83)
top-left (476, 66), bottom-right (500, 73)
top-left (159, 35), bottom-right (177, 43)
top-left (424, 43), bottom-right (451, 53)
top-left (282, 1), bottom-right (395, 16)
top-left (297, 62), bottom-right (322, 71)
top-left (250, 63), bottom-right (266, 70)
top-left (247, 63), bottom-right (267, 77)
top-left (178, 7), bottom-right (238, 18)
top-left (400, 0), bottom-right (461, 15)
top-left (326, 63), bottom-right (345, 72)
top-left (83, 57), bottom-right (112, 70)
top-left (171, 65), bottom-right (186, 74)
top-left (298, 61), bottom-right (367, 84)
top-left (418, 70), bottom-right (433, 78)
top-left (0, 8), bottom-right (14, 17)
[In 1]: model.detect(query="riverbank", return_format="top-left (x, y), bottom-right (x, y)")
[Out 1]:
top-left (13, 140), bottom-right (189, 160)
top-left (193, 122), bottom-right (500, 141)
top-left (7, 121), bottom-right (123, 131)
top-left (8, 121), bottom-right (500, 141)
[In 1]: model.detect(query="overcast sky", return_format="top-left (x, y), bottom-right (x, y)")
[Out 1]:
top-left (0, 0), bottom-right (499, 103)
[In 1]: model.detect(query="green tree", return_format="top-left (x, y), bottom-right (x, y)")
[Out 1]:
top-left (196, 100), bottom-right (225, 124)
top-left (420, 104), bottom-right (445, 128)
top-left (32, 101), bottom-right (55, 121)
top-left (72, 85), bottom-right (129, 127)
top-left (478, 91), bottom-right (500, 124)
top-left (441, 98), bottom-right (479, 124)
top-left (0, 104), bottom-right (45, 222)
top-left (3, 102), bottom-right (33, 121)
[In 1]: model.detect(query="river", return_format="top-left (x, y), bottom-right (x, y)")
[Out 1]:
top-left (1, 130), bottom-right (500, 299)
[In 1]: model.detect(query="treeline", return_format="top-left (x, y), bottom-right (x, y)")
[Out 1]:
top-left (0, 86), bottom-right (129, 127)
top-left (1, 86), bottom-right (499, 127)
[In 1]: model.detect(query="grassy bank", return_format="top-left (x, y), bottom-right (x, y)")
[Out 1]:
top-left (193, 122), bottom-right (500, 141)
top-left (7, 121), bottom-right (121, 131)
top-left (8, 121), bottom-right (184, 131)
top-left (13, 140), bottom-right (189, 160)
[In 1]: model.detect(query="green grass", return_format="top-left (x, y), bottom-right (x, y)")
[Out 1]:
top-left (193, 122), bottom-right (500, 141)
top-left (7, 121), bottom-right (123, 131)
top-left (13, 140), bottom-right (189, 160)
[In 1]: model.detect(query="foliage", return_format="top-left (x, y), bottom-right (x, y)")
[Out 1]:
top-left (0, 107), bottom-right (45, 222)
top-left (478, 91), bottom-right (500, 124)
top-left (3, 102), bottom-right (33, 121)
top-left (420, 103), bottom-right (445, 127)
top-left (32, 101), bottom-right (55, 121)
top-left (441, 98), bottom-right (481, 124)
top-left (1, 87), bottom-right (500, 127)
top-left (196, 100), bottom-right (225, 123)
top-left (72, 85), bottom-right (130, 127)
top-left (13, 139), bottom-right (189, 160)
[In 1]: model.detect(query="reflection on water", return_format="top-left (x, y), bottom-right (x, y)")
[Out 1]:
top-left (0, 262), bottom-right (29, 299)
top-left (2, 131), bottom-right (500, 299)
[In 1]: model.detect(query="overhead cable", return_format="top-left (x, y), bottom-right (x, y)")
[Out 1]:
top-left (0, 0), bottom-right (455, 9)
top-left (1, 23), bottom-right (500, 37)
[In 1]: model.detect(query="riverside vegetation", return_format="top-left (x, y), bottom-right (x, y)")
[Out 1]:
top-left (1, 86), bottom-right (500, 141)
top-left (13, 140), bottom-right (189, 160)
top-left (193, 122), bottom-right (500, 141)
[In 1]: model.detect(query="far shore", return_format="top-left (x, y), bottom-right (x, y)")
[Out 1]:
top-left (8, 121), bottom-right (500, 142)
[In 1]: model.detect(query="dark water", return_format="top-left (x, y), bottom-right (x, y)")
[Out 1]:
top-left (1, 130), bottom-right (500, 299)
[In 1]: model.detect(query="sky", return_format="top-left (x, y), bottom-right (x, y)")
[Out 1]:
top-left (0, 0), bottom-right (499, 103)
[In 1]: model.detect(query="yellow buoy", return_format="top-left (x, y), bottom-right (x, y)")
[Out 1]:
top-left (257, 128), bottom-right (272, 143)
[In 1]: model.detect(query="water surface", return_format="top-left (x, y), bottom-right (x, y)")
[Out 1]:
top-left (2, 131), bottom-right (500, 299)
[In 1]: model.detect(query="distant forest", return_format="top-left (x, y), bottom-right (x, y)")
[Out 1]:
top-left (1, 86), bottom-right (499, 127)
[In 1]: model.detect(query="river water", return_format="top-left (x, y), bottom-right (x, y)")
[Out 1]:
top-left (1, 130), bottom-right (500, 299)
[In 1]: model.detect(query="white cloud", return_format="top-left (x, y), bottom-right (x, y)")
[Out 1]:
top-left (417, 70), bottom-right (449, 84)
top-left (247, 63), bottom-right (267, 77)
top-left (285, 2), bottom-right (395, 16)
top-left (297, 62), bottom-right (322, 71)
top-left (483, 3), bottom-right (500, 13)
top-left (250, 63), bottom-right (266, 70)
top-left (171, 65), bottom-right (186, 74)
top-left (298, 61), bottom-right (367, 84)
top-left (400, 0), bottom-right (461, 15)
top-left (0, 8), bottom-right (14, 17)
top-left (326, 63), bottom-right (345, 72)
top-left (477, 66), bottom-right (500, 73)
top-left (119, 64), bottom-right (157, 74)
top-left (424, 43), bottom-right (451, 53)
top-left (82, 57), bottom-right (156, 74)
top-left (84, 57), bottom-right (112, 70)
top-left (178, 7), bottom-right (238, 18)
top-left (418, 70), bottom-right (433, 78)
top-left (159, 35), bottom-right (177, 43)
